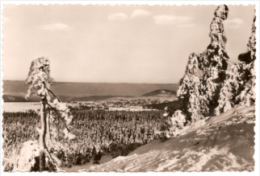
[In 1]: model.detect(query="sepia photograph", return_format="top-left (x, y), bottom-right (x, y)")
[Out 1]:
top-left (0, 0), bottom-right (259, 174)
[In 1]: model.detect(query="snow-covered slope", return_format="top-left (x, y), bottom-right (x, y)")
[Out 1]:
top-left (86, 105), bottom-right (255, 172)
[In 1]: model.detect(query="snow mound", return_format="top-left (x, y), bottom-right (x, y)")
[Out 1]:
top-left (3, 140), bottom-right (40, 172)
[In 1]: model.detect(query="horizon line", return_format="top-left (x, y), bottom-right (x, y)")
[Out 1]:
top-left (3, 79), bottom-right (179, 85)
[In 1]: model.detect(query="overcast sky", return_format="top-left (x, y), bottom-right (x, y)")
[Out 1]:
top-left (2, 5), bottom-right (255, 83)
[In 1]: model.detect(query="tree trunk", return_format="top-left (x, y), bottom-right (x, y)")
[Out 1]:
top-left (39, 99), bottom-right (47, 171)
top-left (46, 109), bottom-right (52, 146)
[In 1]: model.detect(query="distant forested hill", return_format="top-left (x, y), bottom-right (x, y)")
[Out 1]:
top-left (142, 89), bottom-right (176, 97)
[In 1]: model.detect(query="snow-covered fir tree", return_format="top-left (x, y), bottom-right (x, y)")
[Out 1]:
top-left (198, 5), bottom-right (229, 115)
top-left (176, 5), bottom-right (229, 121)
top-left (215, 15), bottom-right (256, 115)
top-left (177, 53), bottom-right (204, 122)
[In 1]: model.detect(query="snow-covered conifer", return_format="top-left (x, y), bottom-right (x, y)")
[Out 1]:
top-left (177, 53), bottom-right (203, 122)
top-left (215, 15), bottom-right (256, 114)
top-left (176, 5), bottom-right (229, 121)
top-left (197, 5), bottom-right (229, 115)
top-left (25, 57), bottom-right (76, 171)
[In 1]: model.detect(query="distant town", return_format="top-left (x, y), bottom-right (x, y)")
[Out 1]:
top-left (68, 97), bottom-right (175, 111)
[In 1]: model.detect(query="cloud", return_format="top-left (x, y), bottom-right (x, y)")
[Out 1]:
top-left (154, 15), bottom-right (193, 26)
top-left (40, 23), bottom-right (70, 31)
top-left (225, 18), bottom-right (244, 29)
top-left (108, 13), bottom-right (128, 21)
top-left (131, 9), bottom-right (151, 18)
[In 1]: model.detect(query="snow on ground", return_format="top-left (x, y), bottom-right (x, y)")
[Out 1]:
top-left (3, 140), bottom-right (40, 172)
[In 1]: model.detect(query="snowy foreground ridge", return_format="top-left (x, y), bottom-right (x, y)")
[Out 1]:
top-left (85, 105), bottom-right (255, 172)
